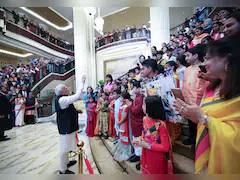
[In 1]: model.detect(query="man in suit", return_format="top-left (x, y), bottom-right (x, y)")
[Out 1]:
top-left (0, 91), bottom-right (12, 141)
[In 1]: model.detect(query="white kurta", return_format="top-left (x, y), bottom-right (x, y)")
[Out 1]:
top-left (58, 82), bottom-right (84, 153)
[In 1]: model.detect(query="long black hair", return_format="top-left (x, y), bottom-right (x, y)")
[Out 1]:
top-left (106, 74), bottom-right (113, 84)
top-left (207, 37), bottom-right (240, 99)
top-left (145, 96), bottom-right (166, 120)
top-left (87, 86), bottom-right (94, 95)
top-left (176, 55), bottom-right (189, 67)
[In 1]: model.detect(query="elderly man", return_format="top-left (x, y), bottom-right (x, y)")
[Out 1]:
top-left (55, 75), bottom-right (86, 174)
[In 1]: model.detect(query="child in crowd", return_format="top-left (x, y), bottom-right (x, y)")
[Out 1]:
top-left (132, 96), bottom-right (172, 174)
top-left (176, 55), bottom-right (189, 89)
top-left (86, 96), bottom-right (97, 137)
top-left (94, 91), bottom-right (103, 136)
top-left (113, 90), bottom-right (122, 138)
top-left (134, 66), bottom-right (141, 81)
top-left (112, 92), bottom-right (133, 162)
top-left (108, 92), bottom-right (115, 139)
top-left (164, 61), bottom-right (180, 88)
top-left (164, 61), bottom-right (182, 145)
top-left (127, 81), bottom-right (145, 164)
top-left (121, 84), bottom-right (129, 93)
top-left (182, 44), bottom-right (209, 145)
top-left (97, 92), bottom-right (110, 139)
top-left (189, 27), bottom-right (209, 48)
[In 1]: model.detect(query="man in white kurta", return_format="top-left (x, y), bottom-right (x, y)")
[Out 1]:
top-left (55, 75), bottom-right (86, 174)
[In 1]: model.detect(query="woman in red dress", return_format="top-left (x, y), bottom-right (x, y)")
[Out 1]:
top-left (108, 92), bottom-right (116, 139)
top-left (86, 96), bottom-right (97, 137)
top-left (132, 96), bottom-right (173, 174)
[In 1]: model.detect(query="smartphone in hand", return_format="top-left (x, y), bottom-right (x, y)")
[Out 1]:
top-left (199, 65), bottom-right (207, 73)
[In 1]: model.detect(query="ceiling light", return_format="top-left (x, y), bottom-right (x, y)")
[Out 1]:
top-left (95, 16), bottom-right (104, 32)
top-left (0, 49), bottom-right (33, 58)
top-left (20, 7), bottom-right (72, 31)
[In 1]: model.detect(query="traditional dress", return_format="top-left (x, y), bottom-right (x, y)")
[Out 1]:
top-left (55, 83), bottom-right (84, 173)
top-left (94, 97), bottom-right (103, 136)
top-left (189, 33), bottom-right (210, 48)
top-left (15, 98), bottom-right (25, 126)
top-left (129, 94), bottom-right (145, 156)
top-left (108, 100), bottom-right (116, 138)
top-left (182, 65), bottom-right (209, 142)
top-left (86, 102), bottom-right (97, 137)
top-left (141, 116), bottom-right (173, 174)
top-left (114, 98), bottom-right (122, 136)
top-left (25, 97), bottom-right (38, 124)
top-left (195, 89), bottom-right (240, 174)
top-left (98, 100), bottom-right (110, 136)
top-left (176, 66), bottom-right (187, 90)
top-left (112, 103), bottom-right (133, 162)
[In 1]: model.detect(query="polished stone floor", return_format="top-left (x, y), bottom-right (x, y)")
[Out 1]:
top-left (0, 122), bottom-right (99, 174)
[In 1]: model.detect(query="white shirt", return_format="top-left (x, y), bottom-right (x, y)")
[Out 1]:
top-left (58, 83), bottom-right (84, 110)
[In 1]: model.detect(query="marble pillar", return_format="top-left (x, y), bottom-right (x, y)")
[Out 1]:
top-left (150, 7), bottom-right (170, 50)
top-left (73, 8), bottom-right (97, 90)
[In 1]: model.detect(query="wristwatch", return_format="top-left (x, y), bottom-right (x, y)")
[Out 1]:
top-left (146, 143), bottom-right (152, 150)
top-left (199, 114), bottom-right (209, 125)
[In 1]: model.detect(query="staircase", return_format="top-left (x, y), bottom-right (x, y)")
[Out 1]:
top-left (172, 124), bottom-right (195, 174)
top-left (90, 124), bottom-right (195, 174)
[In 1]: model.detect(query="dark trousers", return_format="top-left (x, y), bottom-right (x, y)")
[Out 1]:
top-left (188, 119), bottom-right (197, 141)
top-left (0, 118), bottom-right (5, 137)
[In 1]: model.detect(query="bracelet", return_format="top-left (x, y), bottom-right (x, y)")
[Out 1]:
top-left (146, 143), bottom-right (151, 150)
top-left (199, 114), bottom-right (209, 125)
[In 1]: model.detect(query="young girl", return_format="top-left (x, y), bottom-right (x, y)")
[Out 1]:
top-left (176, 55), bottom-right (189, 90)
top-left (112, 92), bottom-right (133, 162)
top-left (97, 92), bottom-right (110, 139)
top-left (86, 96), bottom-right (97, 137)
top-left (132, 96), bottom-right (173, 174)
top-left (94, 91), bottom-right (103, 136)
top-left (164, 61), bottom-right (180, 88)
top-left (108, 92), bottom-right (116, 139)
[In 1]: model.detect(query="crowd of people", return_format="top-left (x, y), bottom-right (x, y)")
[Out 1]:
top-left (0, 55), bottom-right (76, 141)
top-left (1, 7), bottom-right (74, 51)
top-left (95, 24), bottom-right (151, 48)
top-left (83, 9), bottom-right (240, 174)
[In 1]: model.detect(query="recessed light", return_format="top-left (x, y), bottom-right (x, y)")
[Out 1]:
top-left (0, 49), bottom-right (33, 58)
top-left (20, 7), bottom-right (73, 31)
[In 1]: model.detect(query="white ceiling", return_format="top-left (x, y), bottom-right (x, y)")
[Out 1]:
top-left (11, 7), bottom-right (127, 44)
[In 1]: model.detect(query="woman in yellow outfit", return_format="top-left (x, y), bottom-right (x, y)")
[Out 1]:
top-left (174, 37), bottom-right (240, 174)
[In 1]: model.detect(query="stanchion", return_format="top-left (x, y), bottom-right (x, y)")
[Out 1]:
top-left (77, 140), bottom-right (84, 174)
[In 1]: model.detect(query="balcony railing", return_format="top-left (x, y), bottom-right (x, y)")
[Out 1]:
top-left (36, 60), bottom-right (74, 82)
top-left (5, 21), bottom-right (75, 56)
top-left (3, 8), bottom-right (74, 56)
top-left (96, 37), bottom-right (151, 52)
top-left (32, 66), bottom-right (75, 95)
top-left (96, 28), bottom-right (151, 50)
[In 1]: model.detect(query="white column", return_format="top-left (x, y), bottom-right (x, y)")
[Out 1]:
top-left (150, 7), bottom-right (170, 50)
top-left (73, 7), bottom-right (96, 90)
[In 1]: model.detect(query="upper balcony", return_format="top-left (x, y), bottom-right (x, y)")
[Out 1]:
top-left (95, 28), bottom-right (151, 52)
top-left (2, 8), bottom-right (75, 57)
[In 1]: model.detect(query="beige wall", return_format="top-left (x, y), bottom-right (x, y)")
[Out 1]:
top-left (103, 7), bottom-right (150, 33)
top-left (0, 55), bottom-right (19, 66)
top-left (169, 7), bottom-right (194, 29)
top-left (0, 55), bottom-right (30, 67)
top-left (103, 7), bottom-right (194, 34)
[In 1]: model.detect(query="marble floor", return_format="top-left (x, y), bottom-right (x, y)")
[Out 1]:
top-left (0, 122), bottom-right (99, 174)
